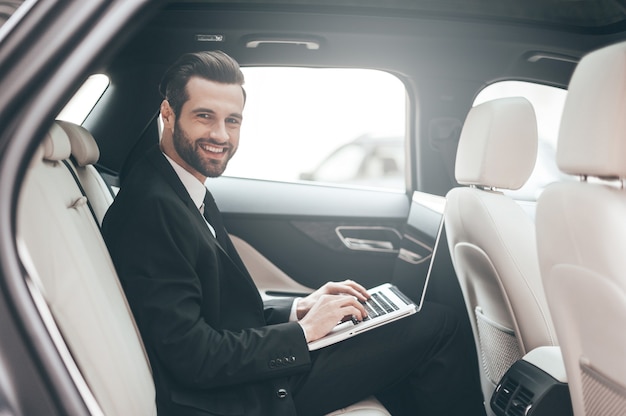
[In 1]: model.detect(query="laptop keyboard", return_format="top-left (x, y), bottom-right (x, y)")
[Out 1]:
top-left (362, 291), bottom-right (399, 320)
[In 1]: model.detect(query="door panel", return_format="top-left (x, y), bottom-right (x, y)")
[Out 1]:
top-left (209, 176), bottom-right (409, 293)
top-left (211, 176), bottom-right (472, 334)
top-left (231, 235), bottom-right (315, 299)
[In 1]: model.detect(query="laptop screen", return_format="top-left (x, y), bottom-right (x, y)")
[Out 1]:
top-left (391, 191), bottom-right (447, 310)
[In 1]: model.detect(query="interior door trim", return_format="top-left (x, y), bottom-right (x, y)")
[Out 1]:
top-left (335, 226), bottom-right (401, 253)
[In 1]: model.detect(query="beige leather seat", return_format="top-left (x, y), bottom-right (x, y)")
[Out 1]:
top-left (56, 120), bottom-right (114, 225)
top-left (536, 40), bottom-right (626, 416)
top-left (445, 97), bottom-right (558, 413)
top-left (17, 123), bottom-right (157, 415)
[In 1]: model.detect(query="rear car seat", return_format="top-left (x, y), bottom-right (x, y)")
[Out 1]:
top-left (17, 120), bottom-right (390, 416)
top-left (56, 120), bottom-right (114, 226)
top-left (17, 122), bottom-right (157, 415)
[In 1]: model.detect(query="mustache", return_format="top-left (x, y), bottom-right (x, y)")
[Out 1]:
top-left (195, 138), bottom-right (233, 150)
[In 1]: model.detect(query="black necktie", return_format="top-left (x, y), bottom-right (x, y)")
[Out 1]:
top-left (202, 190), bottom-right (228, 248)
top-left (202, 191), bottom-right (256, 290)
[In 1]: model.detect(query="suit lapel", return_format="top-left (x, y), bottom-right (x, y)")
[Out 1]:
top-left (145, 146), bottom-right (261, 298)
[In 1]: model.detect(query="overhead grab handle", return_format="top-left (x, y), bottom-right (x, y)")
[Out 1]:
top-left (245, 38), bottom-right (320, 50)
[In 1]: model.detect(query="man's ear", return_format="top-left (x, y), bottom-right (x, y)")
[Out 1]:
top-left (160, 100), bottom-right (175, 132)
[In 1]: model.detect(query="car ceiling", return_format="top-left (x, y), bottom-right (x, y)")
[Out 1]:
top-left (176, 0), bottom-right (626, 30)
top-left (87, 0), bottom-right (626, 193)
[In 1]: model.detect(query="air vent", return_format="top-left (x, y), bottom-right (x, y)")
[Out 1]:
top-left (491, 359), bottom-right (572, 416)
top-left (509, 387), bottom-right (533, 416)
top-left (492, 377), bottom-right (535, 416)
top-left (492, 377), bottom-right (519, 413)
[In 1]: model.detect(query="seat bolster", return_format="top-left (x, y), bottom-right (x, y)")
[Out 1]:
top-left (57, 120), bottom-right (100, 166)
top-left (42, 123), bottom-right (71, 161)
top-left (80, 165), bottom-right (114, 225)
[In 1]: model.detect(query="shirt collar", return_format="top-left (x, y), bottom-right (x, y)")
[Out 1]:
top-left (162, 152), bottom-right (206, 210)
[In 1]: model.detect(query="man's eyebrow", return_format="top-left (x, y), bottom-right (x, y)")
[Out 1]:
top-left (191, 107), bottom-right (215, 115)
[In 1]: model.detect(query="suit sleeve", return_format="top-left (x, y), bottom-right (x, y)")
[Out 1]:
top-left (263, 297), bottom-right (297, 324)
top-left (103, 196), bottom-right (311, 389)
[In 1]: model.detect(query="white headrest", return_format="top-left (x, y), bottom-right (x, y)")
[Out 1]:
top-left (42, 123), bottom-right (71, 161)
top-left (557, 41), bottom-right (626, 178)
top-left (455, 97), bottom-right (538, 190)
top-left (56, 120), bottom-right (100, 167)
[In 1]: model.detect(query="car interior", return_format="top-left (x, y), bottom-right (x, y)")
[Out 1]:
top-left (3, 1), bottom-right (626, 415)
top-left (444, 96), bottom-right (559, 408)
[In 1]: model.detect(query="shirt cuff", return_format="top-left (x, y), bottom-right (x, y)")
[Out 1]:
top-left (290, 298), bottom-right (309, 341)
top-left (289, 297), bottom-right (301, 322)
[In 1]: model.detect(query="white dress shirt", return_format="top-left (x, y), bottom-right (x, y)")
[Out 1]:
top-left (163, 152), bottom-right (216, 238)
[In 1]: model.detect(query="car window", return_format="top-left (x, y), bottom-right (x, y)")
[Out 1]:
top-left (473, 81), bottom-right (572, 201)
top-left (226, 67), bottom-right (406, 190)
top-left (57, 74), bottom-right (110, 124)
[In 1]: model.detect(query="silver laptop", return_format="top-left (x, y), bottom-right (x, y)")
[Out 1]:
top-left (308, 191), bottom-right (447, 350)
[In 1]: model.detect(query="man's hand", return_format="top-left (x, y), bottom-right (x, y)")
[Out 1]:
top-left (297, 279), bottom-right (369, 320)
top-left (296, 280), bottom-right (370, 343)
top-left (298, 293), bottom-right (368, 342)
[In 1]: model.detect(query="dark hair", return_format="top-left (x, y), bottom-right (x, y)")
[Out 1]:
top-left (158, 50), bottom-right (245, 117)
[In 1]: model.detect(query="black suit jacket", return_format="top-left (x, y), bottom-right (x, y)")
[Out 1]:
top-left (102, 146), bottom-right (311, 415)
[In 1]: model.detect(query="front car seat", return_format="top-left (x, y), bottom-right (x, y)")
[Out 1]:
top-left (445, 97), bottom-right (558, 413)
top-left (536, 40), bottom-right (626, 416)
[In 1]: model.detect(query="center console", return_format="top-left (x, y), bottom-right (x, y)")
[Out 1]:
top-left (490, 347), bottom-right (573, 416)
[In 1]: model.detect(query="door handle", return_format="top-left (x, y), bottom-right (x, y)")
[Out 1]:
top-left (335, 226), bottom-right (401, 253)
top-left (342, 237), bottom-right (395, 252)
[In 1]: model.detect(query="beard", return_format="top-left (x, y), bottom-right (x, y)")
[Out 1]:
top-left (172, 120), bottom-right (235, 178)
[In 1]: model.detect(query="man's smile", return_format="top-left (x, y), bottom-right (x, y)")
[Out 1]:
top-left (198, 141), bottom-right (228, 156)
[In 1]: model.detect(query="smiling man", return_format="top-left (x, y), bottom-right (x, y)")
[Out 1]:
top-left (102, 51), bottom-right (485, 416)
top-left (161, 76), bottom-right (242, 180)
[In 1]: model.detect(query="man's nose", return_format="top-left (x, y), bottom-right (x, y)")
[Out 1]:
top-left (209, 121), bottom-right (229, 142)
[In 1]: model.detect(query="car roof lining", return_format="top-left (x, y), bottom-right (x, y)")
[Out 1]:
top-left (171, 0), bottom-right (626, 32)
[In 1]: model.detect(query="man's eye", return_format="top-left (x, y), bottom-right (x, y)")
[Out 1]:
top-left (227, 118), bottom-right (241, 125)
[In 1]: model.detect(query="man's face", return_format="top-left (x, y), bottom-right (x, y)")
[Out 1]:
top-left (170, 77), bottom-right (244, 180)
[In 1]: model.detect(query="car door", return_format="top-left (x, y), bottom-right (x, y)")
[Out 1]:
top-left (0, 1), bottom-right (162, 415)
top-left (211, 176), bottom-right (410, 297)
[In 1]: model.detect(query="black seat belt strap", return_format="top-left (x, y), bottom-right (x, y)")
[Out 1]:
top-left (62, 159), bottom-right (99, 226)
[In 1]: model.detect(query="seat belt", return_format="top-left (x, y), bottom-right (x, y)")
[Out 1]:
top-left (62, 159), bottom-right (99, 226)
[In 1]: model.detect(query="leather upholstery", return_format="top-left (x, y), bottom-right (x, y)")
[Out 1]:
top-left (56, 120), bottom-right (113, 225)
top-left (536, 40), bottom-right (626, 416)
top-left (42, 122), bottom-right (71, 161)
top-left (555, 43), bottom-right (626, 178)
top-left (446, 97), bottom-right (557, 414)
top-left (455, 97), bottom-right (538, 190)
top-left (57, 120), bottom-right (100, 166)
top-left (17, 123), bottom-right (157, 415)
top-left (326, 397), bottom-right (391, 416)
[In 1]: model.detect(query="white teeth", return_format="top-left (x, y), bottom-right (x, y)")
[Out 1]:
top-left (200, 144), bottom-right (224, 153)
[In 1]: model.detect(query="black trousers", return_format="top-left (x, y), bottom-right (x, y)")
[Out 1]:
top-left (291, 301), bottom-right (486, 416)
